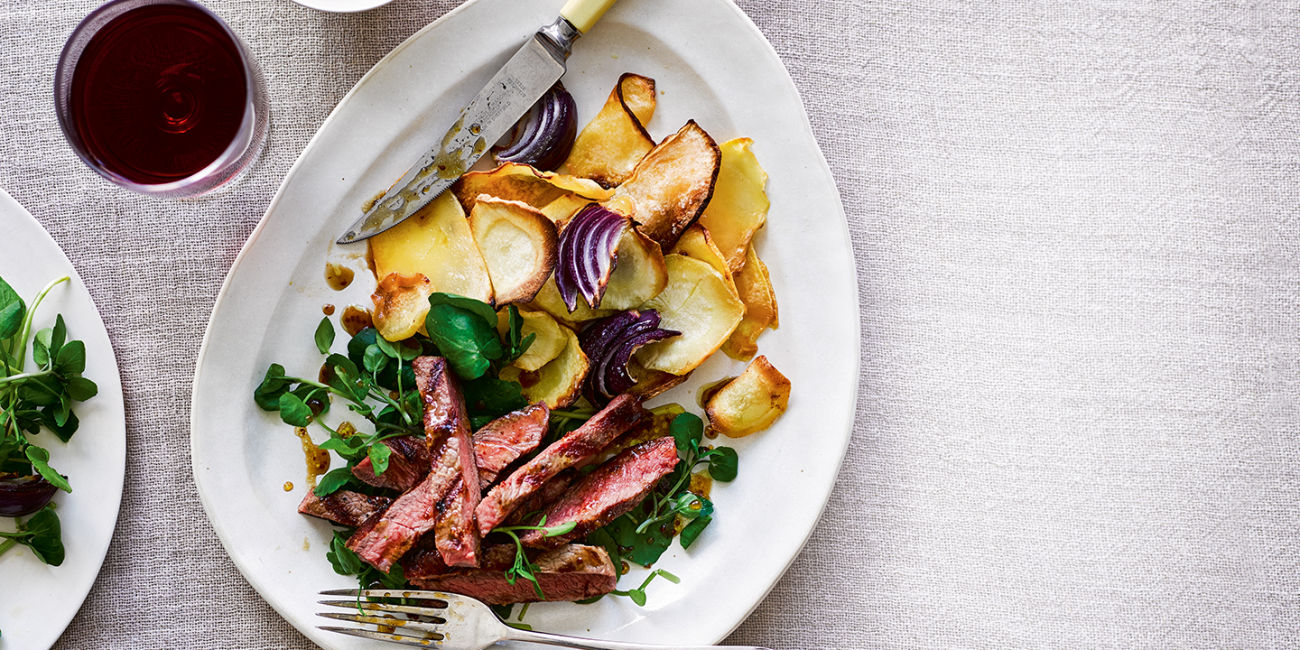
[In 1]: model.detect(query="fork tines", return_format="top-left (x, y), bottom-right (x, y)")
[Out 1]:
top-left (318, 589), bottom-right (455, 647)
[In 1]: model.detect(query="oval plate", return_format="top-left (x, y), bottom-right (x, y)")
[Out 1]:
top-left (0, 189), bottom-right (127, 649)
top-left (191, 0), bottom-right (858, 645)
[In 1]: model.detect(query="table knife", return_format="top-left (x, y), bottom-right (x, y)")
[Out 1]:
top-left (337, 0), bottom-right (622, 244)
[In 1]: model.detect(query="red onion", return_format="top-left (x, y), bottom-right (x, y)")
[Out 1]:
top-left (494, 84), bottom-right (578, 171)
top-left (0, 474), bottom-right (58, 517)
top-left (555, 204), bottom-right (628, 311)
top-left (579, 310), bottom-right (680, 405)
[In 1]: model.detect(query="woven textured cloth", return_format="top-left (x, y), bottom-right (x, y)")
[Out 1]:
top-left (1, 0), bottom-right (1298, 647)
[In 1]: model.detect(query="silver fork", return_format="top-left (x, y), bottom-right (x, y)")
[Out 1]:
top-left (318, 589), bottom-right (773, 649)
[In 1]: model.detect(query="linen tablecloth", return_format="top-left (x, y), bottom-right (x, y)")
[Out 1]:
top-left (2, 0), bottom-right (1299, 647)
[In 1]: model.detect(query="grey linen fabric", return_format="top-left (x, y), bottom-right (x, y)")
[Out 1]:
top-left (1, 0), bottom-right (1298, 647)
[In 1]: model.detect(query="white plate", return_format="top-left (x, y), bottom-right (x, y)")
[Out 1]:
top-left (191, 0), bottom-right (858, 645)
top-left (0, 189), bottom-right (126, 649)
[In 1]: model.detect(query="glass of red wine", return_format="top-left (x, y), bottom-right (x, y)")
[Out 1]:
top-left (55, 0), bottom-right (268, 197)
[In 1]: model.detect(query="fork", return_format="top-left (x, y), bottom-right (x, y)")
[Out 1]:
top-left (318, 589), bottom-right (773, 649)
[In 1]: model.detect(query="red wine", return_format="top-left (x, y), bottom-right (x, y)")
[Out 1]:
top-left (68, 4), bottom-right (248, 185)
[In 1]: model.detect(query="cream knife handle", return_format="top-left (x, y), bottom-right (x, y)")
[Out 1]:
top-left (560, 0), bottom-right (620, 33)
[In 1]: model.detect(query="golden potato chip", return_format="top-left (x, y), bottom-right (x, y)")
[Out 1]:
top-left (468, 197), bottom-right (558, 305)
top-left (722, 245), bottom-right (779, 360)
top-left (636, 254), bottom-right (744, 375)
top-left (671, 224), bottom-right (737, 296)
top-left (557, 73), bottom-right (657, 187)
top-left (454, 162), bottom-right (611, 215)
top-left (371, 272), bottom-right (434, 342)
top-left (369, 191), bottom-right (493, 304)
top-left (698, 138), bottom-right (770, 273)
top-left (500, 323), bottom-right (589, 408)
top-left (705, 355), bottom-right (790, 437)
top-left (612, 121), bottom-right (720, 249)
top-left (496, 307), bottom-right (567, 372)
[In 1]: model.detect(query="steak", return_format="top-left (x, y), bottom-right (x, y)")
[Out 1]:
top-left (475, 394), bottom-right (646, 535)
top-left (347, 357), bottom-right (480, 571)
top-left (345, 467), bottom-right (450, 572)
top-left (414, 356), bottom-right (481, 568)
top-left (351, 434), bottom-right (431, 492)
top-left (520, 437), bottom-right (679, 548)
top-left (505, 471), bottom-right (575, 525)
top-left (353, 403), bottom-right (545, 493)
top-left (408, 544), bottom-right (618, 604)
top-left (472, 403), bottom-right (548, 489)
top-left (297, 490), bottom-right (392, 528)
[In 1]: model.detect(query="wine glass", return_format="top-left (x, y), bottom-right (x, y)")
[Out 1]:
top-left (54, 0), bottom-right (269, 197)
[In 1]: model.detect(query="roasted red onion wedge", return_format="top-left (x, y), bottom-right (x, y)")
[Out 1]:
top-left (0, 474), bottom-right (59, 517)
top-left (555, 204), bottom-right (628, 312)
top-left (494, 84), bottom-right (578, 172)
top-left (579, 310), bottom-right (680, 405)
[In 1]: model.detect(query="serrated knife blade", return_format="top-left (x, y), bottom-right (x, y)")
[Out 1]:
top-left (337, 2), bottom-right (620, 245)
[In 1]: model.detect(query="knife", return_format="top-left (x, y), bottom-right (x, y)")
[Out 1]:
top-left (337, 0), bottom-right (622, 245)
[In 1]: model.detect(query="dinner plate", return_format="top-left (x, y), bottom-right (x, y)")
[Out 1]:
top-left (191, 0), bottom-right (858, 646)
top-left (0, 189), bottom-right (126, 649)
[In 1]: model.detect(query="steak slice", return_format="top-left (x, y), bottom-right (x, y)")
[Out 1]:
top-left (415, 356), bottom-right (481, 568)
top-left (346, 467), bottom-right (451, 572)
top-left (351, 434), bottom-right (431, 492)
top-left (476, 394), bottom-right (646, 535)
top-left (347, 357), bottom-right (480, 571)
top-left (520, 437), bottom-right (679, 548)
top-left (353, 402), bottom-right (545, 493)
top-left (408, 544), bottom-right (618, 604)
top-left (298, 490), bottom-right (392, 528)
top-left (472, 403), bottom-right (548, 490)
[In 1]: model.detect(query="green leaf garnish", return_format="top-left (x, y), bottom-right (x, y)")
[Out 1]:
top-left (314, 316), bottom-right (335, 354)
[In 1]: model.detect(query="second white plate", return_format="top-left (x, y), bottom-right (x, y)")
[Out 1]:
top-left (0, 189), bottom-right (126, 650)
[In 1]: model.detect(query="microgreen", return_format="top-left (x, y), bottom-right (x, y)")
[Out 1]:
top-left (491, 519), bottom-right (579, 599)
top-left (0, 505), bottom-right (65, 566)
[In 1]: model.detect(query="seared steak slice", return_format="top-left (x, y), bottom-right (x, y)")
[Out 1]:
top-left (347, 357), bottom-right (480, 571)
top-left (476, 394), bottom-right (646, 535)
top-left (297, 490), bottom-right (392, 528)
top-left (409, 544), bottom-right (618, 604)
top-left (414, 356), bottom-right (481, 568)
top-left (472, 403), bottom-right (548, 489)
top-left (505, 471), bottom-right (575, 525)
top-left (520, 437), bottom-right (678, 548)
top-left (351, 435), bottom-right (431, 491)
top-left (346, 465), bottom-right (451, 572)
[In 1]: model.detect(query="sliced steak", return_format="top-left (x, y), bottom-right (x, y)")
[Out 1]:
top-left (472, 403), bottom-right (548, 489)
top-left (504, 471), bottom-right (575, 525)
top-left (476, 394), bottom-right (646, 535)
top-left (409, 544), bottom-right (617, 604)
top-left (414, 356), bottom-right (481, 568)
top-left (351, 434), bottom-right (431, 492)
top-left (346, 467), bottom-right (450, 572)
top-left (297, 490), bottom-right (392, 528)
top-left (347, 357), bottom-right (480, 571)
top-left (520, 437), bottom-right (678, 548)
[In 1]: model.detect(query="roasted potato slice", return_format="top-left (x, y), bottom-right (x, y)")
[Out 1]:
top-left (454, 162), bottom-right (611, 216)
top-left (635, 254), bottom-right (744, 375)
top-left (722, 246), bottom-right (779, 360)
top-left (557, 73), bottom-right (657, 187)
top-left (528, 276), bottom-right (617, 324)
top-left (670, 224), bottom-right (736, 296)
top-left (697, 138), bottom-right (770, 273)
top-left (600, 227), bottom-right (668, 310)
top-left (610, 121), bottom-right (720, 250)
top-left (501, 323), bottom-right (589, 408)
top-left (496, 307), bottom-right (568, 372)
top-left (371, 272), bottom-right (435, 342)
top-left (705, 355), bottom-right (790, 437)
top-left (369, 191), bottom-right (493, 304)
top-left (468, 197), bottom-right (558, 305)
